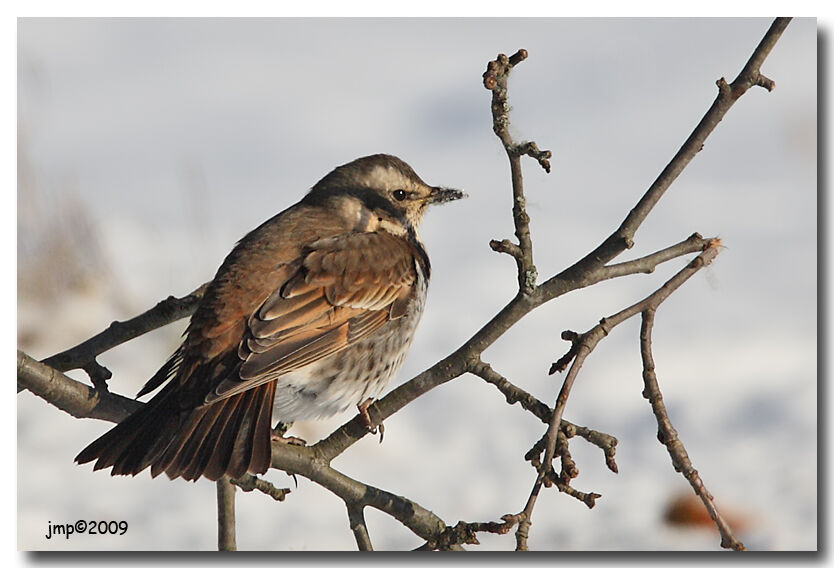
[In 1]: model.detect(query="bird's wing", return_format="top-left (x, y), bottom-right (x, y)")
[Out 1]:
top-left (204, 230), bottom-right (418, 403)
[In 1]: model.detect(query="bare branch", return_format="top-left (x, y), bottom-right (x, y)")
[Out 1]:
top-left (216, 476), bottom-right (237, 551)
top-left (469, 359), bottom-right (619, 473)
top-left (347, 504), bottom-right (373, 551)
top-left (420, 517), bottom-right (519, 550)
top-left (513, 141), bottom-right (552, 174)
top-left (572, 424), bottom-right (619, 474)
top-left (468, 359), bottom-right (551, 422)
top-left (230, 474), bottom-right (291, 502)
top-left (549, 330), bottom-right (581, 374)
top-left (41, 283), bottom-right (208, 386)
top-left (483, 48), bottom-right (549, 294)
top-left (598, 233), bottom-right (710, 280)
top-left (728, 18), bottom-right (790, 98)
top-left (523, 433), bottom-right (601, 508)
top-left (489, 238), bottom-right (523, 262)
top-left (640, 309), bottom-right (746, 551)
top-left (557, 484), bottom-right (601, 509)
top-left (18, 350), bottom-right (139, 422)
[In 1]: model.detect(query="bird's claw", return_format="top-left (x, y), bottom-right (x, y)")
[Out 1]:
top-left (270, 422), bottom-right (306, 445)
top-left (357, 398), bottom-right (385, 443)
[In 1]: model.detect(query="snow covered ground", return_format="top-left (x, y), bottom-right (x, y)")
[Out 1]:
top-left (17, 18), bottom-right (817, 551)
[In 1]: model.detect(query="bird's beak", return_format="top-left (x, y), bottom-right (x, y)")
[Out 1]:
top-left (427, 186), bottom-right (467, 205)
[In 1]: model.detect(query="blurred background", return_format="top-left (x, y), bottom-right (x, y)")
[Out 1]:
top-left (17, 18), bottom-right (816, 550)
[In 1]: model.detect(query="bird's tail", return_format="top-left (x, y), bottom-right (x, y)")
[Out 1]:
top-left (75, 380), bottom-right (276, 481)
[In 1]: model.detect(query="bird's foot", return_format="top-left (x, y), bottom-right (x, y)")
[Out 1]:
top-left (270, 422), bottom-right (306, 446)
top-left (357, 398), bottom-right (384, 443)
top-left (271, 433), bottom-right (307, 446)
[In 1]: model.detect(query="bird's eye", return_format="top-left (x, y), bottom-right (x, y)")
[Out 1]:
top-left (392, 189), bottom-right (407, 202)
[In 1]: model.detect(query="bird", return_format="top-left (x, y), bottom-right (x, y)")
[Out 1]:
top-left (75, 154), bottom-right (464, 482)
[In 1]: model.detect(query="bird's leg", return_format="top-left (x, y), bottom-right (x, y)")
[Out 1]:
top-left (357, 398), bottom-right (384, 443)
top-left (270, 421), bottom-right (307, 446)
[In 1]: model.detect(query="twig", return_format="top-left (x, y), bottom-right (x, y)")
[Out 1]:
top-left (347, 504), bottom-right (373, 551)
top-left (572, 424), bottom-right (619, 474)
top-left (639, 309), bottom-right (746, 551)
top-left (549, 330), bottom-right (581, 374)
top-left (513, 141), bottom-right (552, 173)
top-left (469, 358), bottom-right (619, 473)
top-left (728, 18), bottom-right (789, 98)
top-left (514, 329), bottom-right (595, 543)
top-left (17, 350), bottom-right (140, 422)
top-left (524, 429), bottom-right (601, 509)
top-left (230, 474), bottom-right (291, 502)
top-left (41, 283), bottom-right (208, 386)
top-left (483, 49), bottom-right (549, 294)
top-left (553, 429), bottom-right (577, 482)
top-left (419, 516), bottom-right (520, 550)
top-left (557, 484), bottom-right (601, 509)
top-left (468, 359), bottom-right (551, 422)
top-left (597, 233), bottom-right (710, 280)
top-left (216, 476), bottom-right (237, 551)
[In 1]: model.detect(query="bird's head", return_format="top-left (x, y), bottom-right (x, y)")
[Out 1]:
top-left (304, 154), bottom-right (465, 237)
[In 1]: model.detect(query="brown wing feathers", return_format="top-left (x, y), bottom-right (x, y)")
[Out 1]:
top-left (75, 228), bottom-right (418, 481)
top-left (212, 231), bottom-right (417, 401)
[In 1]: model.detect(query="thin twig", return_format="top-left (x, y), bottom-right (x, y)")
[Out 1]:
top-left (550, 330), bottom-right (581, 374)
top-left (639, 309), bottom-right (746, 551)
top-left (573, 424), bottom-right (619, 474)
top-left (230, 474), bottom-right (291, 502)
top-left (557, 484), bottom-right (602, 508)
top-left (419, 516), bottom-right (520, 550)
top-left (468, 359), bottom-right (551, 422)
top-left (470, 359), bottom-right (619, 476)
top-left (483, 49), bottom-right (548, 295)
top-left (40, 283), bottom-right (208, 387)
top-left (598, 233), bottom-right (710, 280)
top-left (523, 433), bottom-right (600, 508)
top-left (469, 359), bottom-right (619, 473)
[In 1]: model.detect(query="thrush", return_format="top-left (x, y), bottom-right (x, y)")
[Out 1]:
top-left (75, 154), bottom-right (464, 482)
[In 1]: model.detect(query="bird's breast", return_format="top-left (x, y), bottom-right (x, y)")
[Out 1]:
top-left (269, 262), bottom-right (428, 422)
